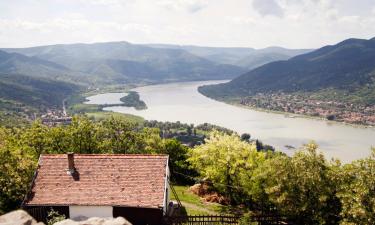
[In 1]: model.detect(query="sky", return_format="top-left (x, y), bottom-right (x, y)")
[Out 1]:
top-left (0, 0), bottom-right (375, 49)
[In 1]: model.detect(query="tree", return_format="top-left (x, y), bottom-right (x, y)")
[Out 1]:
top-left (98, 117), bottom-right (143, 154)
top-left (161, 139), bottom-right (196, 184)
top-left (0, 128), bottom-right (36, 213)
top-left (141, 127), bottom-right (165, 154)
top-left (46, 126), bottom-right (70, 154)
top-left (20, 120), bottom-right (49, 157)
top-left (337, 148), bottom-right (375, 225)
top-left (67, 116), bottom-right (99, 153)
top-left (259, 142), bottom-right (341, 224)
top-left (241, 133), bottom-right (251, 142)
top-left (188, 131), bottom-right (265, 203)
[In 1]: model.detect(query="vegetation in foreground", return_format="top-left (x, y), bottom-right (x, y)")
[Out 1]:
top-left (0, 116), bottom-right (374, 224)
top-left (170, 185), bottom-right (229, 215)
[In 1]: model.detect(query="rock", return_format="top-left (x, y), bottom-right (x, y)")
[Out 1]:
top-left (53, 217), bottom-right (132, 225)
top-left (0, 210), bottom-right (44, 225)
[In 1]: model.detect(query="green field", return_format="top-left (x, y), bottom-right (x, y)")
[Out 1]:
top-left (86, 111), bottom-right (144, 123)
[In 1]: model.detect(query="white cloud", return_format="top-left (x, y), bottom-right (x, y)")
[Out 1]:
top-left (0, 0), bottom-right (374, 48)
top-left (226, 16), bottom-right (256, 25)
top-left (75, 0), bottom-right (124, 6)
top-left (252, 0), bottom-right (284, 17)
top-left (157, 0), bottom-right (208, 13)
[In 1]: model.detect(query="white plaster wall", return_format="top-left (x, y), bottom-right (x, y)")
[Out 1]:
top-left (163, 182), bottom-right (171, 214)
top-left (69, 206), bottom-right (113, 220)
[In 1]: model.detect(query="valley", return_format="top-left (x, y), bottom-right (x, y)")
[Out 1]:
top-left (199, 37), bottom-right (375, 126)
top-left (85, 80), bottom-right (375, 163)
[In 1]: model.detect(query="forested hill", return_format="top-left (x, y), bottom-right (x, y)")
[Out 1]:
top-left (0, 50), bottom-right (70, 79)
top-left (2, 42), bottom-right (246, 83)
top-left (146, 44), bottom-right (312, 70)
top-left (0, 73), bottom-right (79, 126)
top-left (199, 37), bottom-right (375, 104)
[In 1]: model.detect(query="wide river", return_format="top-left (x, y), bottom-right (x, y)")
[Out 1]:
top-left (88, 80), bottom-right (375, 162)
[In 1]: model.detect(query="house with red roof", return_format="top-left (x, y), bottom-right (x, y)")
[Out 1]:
top-left (22, 153), bottom-right (171, 225)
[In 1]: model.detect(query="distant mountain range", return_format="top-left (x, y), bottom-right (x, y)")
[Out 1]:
top-left (0, 40), bottom-right (312, 124)
top-left (0, 50), bottom-right (87, 84)
top-left (2, 42), bottom-right (248, 84)
top-left (145, 44), bottom-right (311, 70)
top-left (1, 42), bottom-right (311, 85)
top-left (199, 37), bottom-right (375, 105)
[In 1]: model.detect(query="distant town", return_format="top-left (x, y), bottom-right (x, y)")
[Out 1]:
top-left (239, 93), bottom-right (375, 126)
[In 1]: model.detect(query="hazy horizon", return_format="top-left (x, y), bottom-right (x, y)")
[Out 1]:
top-left (1, 0), bottom-right (375, 49)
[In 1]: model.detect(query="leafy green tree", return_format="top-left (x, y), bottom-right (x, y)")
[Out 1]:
top-left (337, 148), bottom-right (375, 225)
top-left (98, 117), bottom-right (143, 154)
top-left (241, 133), bottom-right (251, 142)
top-left (188, 131), bottom-right (265, 203)
top-left (161, 139), bottom-right (196, 184)
top-left (45, 126), bottom-right (70, 154)
top-left (67, 116), bottom-right (99, 153)
top-left (260, 142), bottom-right (341, 224)
top-left (20, 120), bottom-right (49, 157)
top-left (141, 127), bottom-right (165, 154)
top-left (0, 128), bottom-right (36, 213)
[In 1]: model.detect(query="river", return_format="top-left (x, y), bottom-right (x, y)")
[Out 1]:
top-left (86, 80), bottom-right (375, 162)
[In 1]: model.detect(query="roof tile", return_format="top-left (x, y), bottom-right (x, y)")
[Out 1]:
top-left (24, 154), bottom-right (168, 208)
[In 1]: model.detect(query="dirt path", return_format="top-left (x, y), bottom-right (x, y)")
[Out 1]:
top-left (180, 201), bottom-right (218, 215)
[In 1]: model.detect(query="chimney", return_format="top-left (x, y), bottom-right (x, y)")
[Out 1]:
top-left (67, 152), bottom-right (75, 175)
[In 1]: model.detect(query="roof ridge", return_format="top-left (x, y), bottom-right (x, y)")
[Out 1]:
top-left (40, 153), bottom-right (169, 157)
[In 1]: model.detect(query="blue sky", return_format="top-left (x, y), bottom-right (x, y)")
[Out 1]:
top-left (1, 0), bottom-right (375, 48)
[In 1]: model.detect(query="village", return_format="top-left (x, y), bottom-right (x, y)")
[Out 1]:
top-left (40, 109), bottom-right (72, 126)
top-left (239, 93), bottom-right (375, 126)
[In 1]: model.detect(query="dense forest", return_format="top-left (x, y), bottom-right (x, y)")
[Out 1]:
top-left (0, 116), bottom-right (374, 224)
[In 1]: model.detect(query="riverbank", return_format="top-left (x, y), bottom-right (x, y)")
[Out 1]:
top-left (66, 85), bottom-right (147, 116)
top-left (197, 88), bottom-right (375, 129)
top-left (223, 98), bottom-right (374, 129)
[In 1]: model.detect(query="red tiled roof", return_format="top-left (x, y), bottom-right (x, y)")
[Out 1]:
top-left (24, 154), bottom-right (169, 208)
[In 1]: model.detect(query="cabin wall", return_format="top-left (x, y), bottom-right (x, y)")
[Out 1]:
top-left (164, 182), bottom-right (170, 214)
top-left (69, 206), bottom-right (112, 220)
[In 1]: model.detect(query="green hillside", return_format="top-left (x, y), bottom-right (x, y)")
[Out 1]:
top-left (199, 37), bottom-right (375, 125)
top-left (200, 37), bottom-right (375, 103)
top-left (0, 73), bottom-right (79, 126)
top-left (146, 44), bottom-right (312, 69)
top-left (2, 42), bottom-right (246, 84)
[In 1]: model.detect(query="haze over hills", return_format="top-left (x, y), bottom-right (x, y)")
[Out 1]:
top-left (1, 41), bottom-right (312, 86)
top-left (0, 50), bottom-right (80, 118)
top-left (1, 42), bottom-right (247, 84)
top-left (1, 40), bottom-right (313, 125)
top-left (145, 44), bottom-right (312, 70)
top-left (0, 50), bottom-right (75, 81)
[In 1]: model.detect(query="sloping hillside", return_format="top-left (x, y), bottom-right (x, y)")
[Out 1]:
top-left (0, 50), bottom-right (90, 85)
top-left (199, 37), bottom-right (375, 125)
top-left (200, 37), bottom-right (375, 99)
top-left (146, 44), bottom-right (312, 70)
top-left (0, 73), bottom-right (79, 126)
top-left (2, 42), bottom-right (246, 83)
